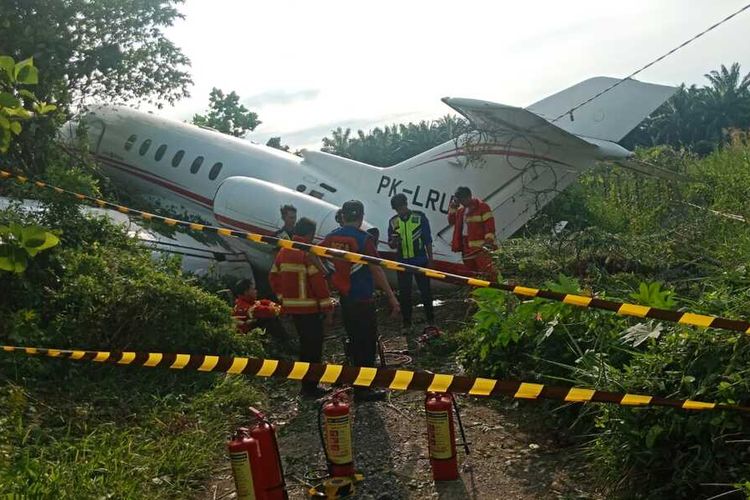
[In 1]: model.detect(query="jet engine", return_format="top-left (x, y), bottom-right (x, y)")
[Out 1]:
top-left (213, 176), bottom-right (342, 239)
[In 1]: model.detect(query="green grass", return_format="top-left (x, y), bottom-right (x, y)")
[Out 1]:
top-left (0, 364), bottom-right (265, 498)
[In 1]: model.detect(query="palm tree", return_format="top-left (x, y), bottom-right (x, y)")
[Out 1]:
top-left (700, 63), bottom-right (750, 141)
top-left (321, 127), bottom-right (353, 158)
top-left (624, 63), bottom-right (750, 153)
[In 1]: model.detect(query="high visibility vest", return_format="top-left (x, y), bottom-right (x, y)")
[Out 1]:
top-left (390, 213), bottom-right (425, 259)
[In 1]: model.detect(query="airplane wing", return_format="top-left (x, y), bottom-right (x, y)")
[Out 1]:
top-left (441, 97), bottom-right (596, 151)
top-left (0, 197), bottom-right (254, 279)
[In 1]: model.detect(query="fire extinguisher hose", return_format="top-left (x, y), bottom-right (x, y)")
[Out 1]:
top-left (269, 416), bottom-right (290, 497)
top-left (249, 407), bottom-right (289, 498)
top-left (317, 401), bottom-right (333, 475)
top-left (452, 396), bottom-right (470, 455)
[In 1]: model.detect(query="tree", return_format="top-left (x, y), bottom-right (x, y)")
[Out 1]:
top-left (321, 115), bottom-right (466, 166)
top-left (0, 56), bottom-right (56, 153)
top-left (623, 63), bottom-right (750, 153)
top-left (0, 0), bottom-right (191, 107)
top-left (0, 1), bottom-right (192, 176)
top-left (701, 63), bottom-right (750, 140)
top-left (192, 88), bottom-right (260, 138)
top-left (265, 137), bottom-right (290, 152)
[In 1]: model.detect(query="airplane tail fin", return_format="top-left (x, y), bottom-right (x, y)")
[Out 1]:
top-left (373, 77), bottom-right (676, 241)
top-left (526, 77), bottom-right (676, 142)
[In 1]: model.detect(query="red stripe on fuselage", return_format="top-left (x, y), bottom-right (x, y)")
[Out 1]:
top-left (96, 155), bottom-right (214, 208)
top-left (94, 154), bottom-right (477, 277)
top-left (214, 213), bottom-right (275, 236)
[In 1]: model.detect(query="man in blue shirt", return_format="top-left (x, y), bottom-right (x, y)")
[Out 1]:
top-left (322, 200), bottom-right (400, 402)
top-left (388, 194), bottom-right (435, 331)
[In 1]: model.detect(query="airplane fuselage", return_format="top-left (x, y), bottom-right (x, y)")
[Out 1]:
top-left (64, 103), bottom-right (613, 276)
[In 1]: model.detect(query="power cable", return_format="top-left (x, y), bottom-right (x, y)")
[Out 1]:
top-left (549, 2), bottom-right (750, 124)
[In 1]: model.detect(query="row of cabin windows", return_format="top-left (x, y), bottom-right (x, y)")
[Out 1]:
top-left (124, 134), bottom-right (223, 181)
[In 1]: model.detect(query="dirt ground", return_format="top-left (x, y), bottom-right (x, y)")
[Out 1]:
top-left (199, 298), bottom-right (602, 500)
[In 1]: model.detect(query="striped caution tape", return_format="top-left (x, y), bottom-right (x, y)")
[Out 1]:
top-left (2, 345), bottom-right (748, 413)
top-left (2, 168), bottom-right (750, 335)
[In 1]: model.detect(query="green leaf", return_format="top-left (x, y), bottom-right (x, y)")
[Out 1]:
top-left (15, 58), bottom-right (39, 85)
top-left (18, 89), bottom-right (36, 101)
top-left (4, 107), bottom-right (31, 119)
top-left (38, 102), bottom-right (57, 114)
top-left (0, 245), bottom-right (29, 273)
top-left (0, 127), bottom-right (9, 153)
top-left (0, 91), bottom-right (20, 108)
top-left (21, 227), bottom-right (59, 256)
top-left (0, 56), bottom-right (14, 81)
top-left (9, 121), bottom-right (21, 135)
top-left (544, 274), bottom-right (581, 294)
top-left (645, 425), bottom-right (663, 449)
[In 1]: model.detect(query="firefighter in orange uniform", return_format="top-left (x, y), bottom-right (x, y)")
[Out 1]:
top-left (269, 217), bottom-right (334, 398)
top-left (448, 186), bottom-right (497, 279)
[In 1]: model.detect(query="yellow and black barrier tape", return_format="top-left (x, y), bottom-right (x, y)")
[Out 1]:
top-left (3, 168), bottom-right (750, 335)
top-left (2, 345), bottom-right (747, 413)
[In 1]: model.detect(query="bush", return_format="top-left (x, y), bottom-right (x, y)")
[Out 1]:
top-left (461, 142), bottom-right (750, 498)
top-left (0, 207), bottom-right (260, 356)
top-left (0, 194), bottom-right (265, 497)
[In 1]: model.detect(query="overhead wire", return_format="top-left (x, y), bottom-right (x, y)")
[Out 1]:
top-left (548, 2), bottom-right (750, 124)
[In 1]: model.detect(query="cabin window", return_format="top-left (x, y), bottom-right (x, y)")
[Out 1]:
top-left (208, 162), bottom-right (223, 180)
top-left (154, 144), bottom-right (167, 161)
top-left (309, 190), bottom-right (324, 199)
top-left (139, 139), bottom-right (152, 156)
top-left (320, 182), bottom-right (337, 193)
top-left (172, 150), bottom-right (185, 167)
top-left (124, 134), bottom-right (137, 151)
top-left (296, 184), bottom-right (306, 192)
top-left (190, 156), bottom-right (204, 174)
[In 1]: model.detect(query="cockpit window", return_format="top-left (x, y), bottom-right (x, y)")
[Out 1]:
top-left (190, 156), bottom-right (204, 174)
top-left (154, 144), bottom-right (167, 161)
top-left (172, 150), bottom-right (184, 167)
top-left (124, 134), bottom-right (137, 151)
top-left (208, 162), bottom-right (223, 180)
top-left (139, 139), bottom-right (152, 156)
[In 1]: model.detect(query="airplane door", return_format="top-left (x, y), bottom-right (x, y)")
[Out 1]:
top-left (86, 118), bottom-right (106, 153)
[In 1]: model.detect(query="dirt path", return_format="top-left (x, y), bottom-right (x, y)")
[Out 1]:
top-left (200, 299), bottom-right (601, 500)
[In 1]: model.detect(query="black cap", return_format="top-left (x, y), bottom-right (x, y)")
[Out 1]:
top-left (341, 200), bottom-right (364, 221)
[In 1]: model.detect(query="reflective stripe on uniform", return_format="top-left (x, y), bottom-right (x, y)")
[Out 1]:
top-left (319, 298), bottom-right (334, 308)
top-left (282, 298), bottom-right (318, 307)
top-left (279, 263), bottom-right (306, 272)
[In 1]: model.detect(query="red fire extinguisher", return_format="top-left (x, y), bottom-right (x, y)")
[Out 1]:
top-left (227, 407), bottom-right (288, 500)
top-left (319, 390), bottom-right (355, 477)
top-left (425, 392), bottom-right (459, 481)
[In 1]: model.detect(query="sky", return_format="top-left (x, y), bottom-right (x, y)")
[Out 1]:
top-left (161, 0), bottom-right (750, 150)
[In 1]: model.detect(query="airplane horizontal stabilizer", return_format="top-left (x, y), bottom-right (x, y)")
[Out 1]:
top-left (442, 97), bottom-right (597, 151)
top-left (527, 77), bottom-right (677, 142)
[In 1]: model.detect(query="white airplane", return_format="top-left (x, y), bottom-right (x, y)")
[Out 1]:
top-left (60, 77), bottom-right (676, 279)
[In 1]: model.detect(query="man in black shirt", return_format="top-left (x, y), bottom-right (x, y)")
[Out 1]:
top-left (274, 204), bottom-right (297, 240)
